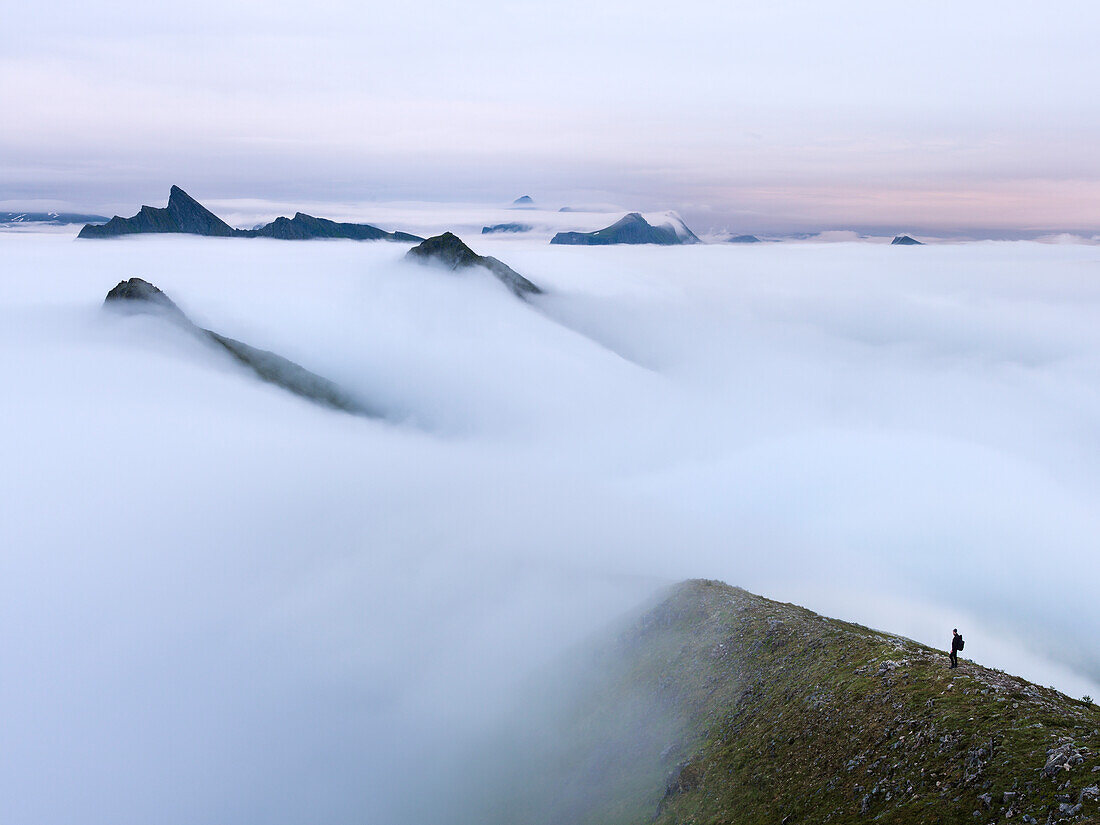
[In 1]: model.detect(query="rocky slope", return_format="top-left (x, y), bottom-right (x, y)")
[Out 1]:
top-left (485, 580), bottom-right (1100, 825)
top-left (891, 234), bottom-right (923, 245)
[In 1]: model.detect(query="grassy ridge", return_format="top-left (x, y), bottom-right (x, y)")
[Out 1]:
top-left (642, 581), bottom-right (1100, 825)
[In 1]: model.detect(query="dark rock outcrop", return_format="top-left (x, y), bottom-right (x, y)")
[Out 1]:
top-left (104, 278), bottom-right (375, 416)
top-left (512, 195), bottom-right (535, 205)
top-left (80, 186), bottom-right (234, 238)
top-left (405, 232), bottom-right (541, 298)
top-left (79, 186), bottom-right (419, 242)
top-left (240, 212), bottom-right (422, 242)
top-left (104, 277), bottom-right (189, 323)
top-left (551, 212), bottom-right (699, 245)
top-left (481, 223), bottom-right (532, 234)
top-left (728, 234), bottom-right (762, 243)
top-left (891, 235), bottom-right (923, 245)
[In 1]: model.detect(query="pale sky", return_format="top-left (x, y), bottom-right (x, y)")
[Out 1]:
top-left (2, 0), bottom-right (1099, 233)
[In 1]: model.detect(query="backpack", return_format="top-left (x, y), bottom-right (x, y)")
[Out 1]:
top-left (957, 636), bottom-right (965, 651)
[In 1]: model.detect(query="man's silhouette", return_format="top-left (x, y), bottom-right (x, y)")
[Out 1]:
top-left (950, 628), bottom-right (964, 669)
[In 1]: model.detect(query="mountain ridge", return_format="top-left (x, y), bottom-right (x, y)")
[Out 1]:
top-left (550, 212), bottom-right (700, 245)
top-left (78, 186), bottom-right (420, 241)
top-left (481, 579), bottom-right (1100, 825)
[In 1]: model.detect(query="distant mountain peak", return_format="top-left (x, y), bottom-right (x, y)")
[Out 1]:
top-left (512, 195), bottom-right (534, 205)
top-left (551, 211), bottom-right (700, 246)
top-left (78, 186), bottom-right (232, 238)
top-left (891, 234), bottom-right (923, 245)
top-left (78, 187), bottom-right (421, 242)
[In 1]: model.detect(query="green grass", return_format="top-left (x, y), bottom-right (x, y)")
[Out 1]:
top-left (644, 581), bottom-right (1100, 825)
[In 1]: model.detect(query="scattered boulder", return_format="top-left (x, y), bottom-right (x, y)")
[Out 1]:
top-left (405, 232), bottom-right (541, 298)
top-left (551, 212), bottom-right (700, 246)
top-left (103, 278), bottom-right (375, 416)
top-left (891, 235), bottom-right (923, 245)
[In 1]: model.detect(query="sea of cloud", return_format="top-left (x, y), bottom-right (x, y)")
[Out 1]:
top-left (2, 225), bottom-right (1099, 824)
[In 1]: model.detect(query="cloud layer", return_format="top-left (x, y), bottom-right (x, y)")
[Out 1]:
top-left (2, 227), bottom-right (1100, 824)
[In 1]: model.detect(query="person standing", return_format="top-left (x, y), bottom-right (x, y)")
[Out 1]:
top-left (950, 628), bottom-right (964, 668)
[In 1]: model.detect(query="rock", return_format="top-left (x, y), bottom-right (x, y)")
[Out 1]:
top-left (1043, 746), bottom-right (1073, 776)
top-left (891, 234), bottom-right (923, 245)
top-left (512, 195), bottom-right (534, 205)
top-left (727, 234), bottom-right (762, 243)
top-left (405, 232), bottom-right (541, 298)
top-left (102, 278), bottom-right (375, 416)
top-left (104, 277), bottom-right (188, 323)
top-left (79, 186), bottom-right (234, 238)
top-left (481, 223), bottom-right (532, 234)
top-left (1081, 785), bottom-right (1100, 801)
top-left (1059, 802), bottom-right (1082, 815)
top-left (551, 212), bottom-right (700, 245)
top-left (860, 794), bottom-right (870, 814)
top-left (242, 212), bottom-right (422, 242)
top-left (979, 792), bottom-right (992, 808)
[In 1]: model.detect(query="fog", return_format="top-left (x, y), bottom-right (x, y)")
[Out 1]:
top-left (3, 226), bottom-right (1100, 824)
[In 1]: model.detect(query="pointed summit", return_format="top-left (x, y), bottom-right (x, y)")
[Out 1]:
top-left (891, 234), bottom-right (923, 245)
top-left (512, 195), bottom-right (535, 205)
top-left (78, 186), bottom-right (232, 238)
top-left (405, 232), bottom-right (541, 298)
top-left (165, 186), bottom-right (234, 236)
